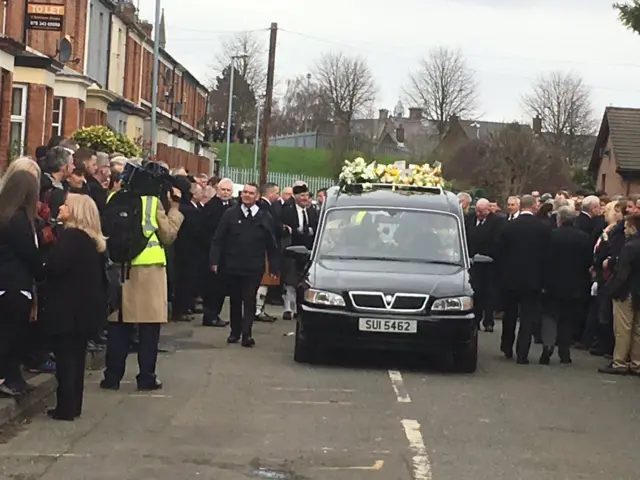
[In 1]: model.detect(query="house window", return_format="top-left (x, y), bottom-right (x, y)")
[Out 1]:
top-left (52, 97), bottom-right (63, 138)
top-left (9, 84), bottom-right (28, 155)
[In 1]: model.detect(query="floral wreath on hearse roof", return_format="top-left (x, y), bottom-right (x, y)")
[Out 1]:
top-left (338, 157), bottom-right (447, 192)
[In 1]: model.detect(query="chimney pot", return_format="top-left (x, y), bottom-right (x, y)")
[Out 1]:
top-left (533, 115), bottom-right (542, 135)
top-left (139, 20), bottom-right (153, 37)
top-left (396, 125), bottom-right (405, 143)
top-left (408, 107), bottom-right (423, 120)
top-left (378, 109), bottom-right (388, 120)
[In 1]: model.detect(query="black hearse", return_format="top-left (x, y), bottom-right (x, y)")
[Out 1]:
top-left (288, 183), bottom-right (480, 372)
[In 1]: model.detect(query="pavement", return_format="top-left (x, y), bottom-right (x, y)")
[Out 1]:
top-left (0, 306), bottom-right (638, 480)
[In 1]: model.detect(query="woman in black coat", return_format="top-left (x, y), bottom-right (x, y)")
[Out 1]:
top-left (40, 193), bottom-right (107, 421)
top-left (0, 171), bottom-right (44, 398)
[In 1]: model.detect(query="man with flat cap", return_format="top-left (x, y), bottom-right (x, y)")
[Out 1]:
top-left (280, 183), bottom-right (318, 320)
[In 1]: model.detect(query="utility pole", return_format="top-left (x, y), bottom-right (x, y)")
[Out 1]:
top-left (150, 0), bottom-right (161, 157)
top-left (259, 22), bottom-right (277, 187)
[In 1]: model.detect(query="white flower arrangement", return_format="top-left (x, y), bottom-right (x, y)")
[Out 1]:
top-left (339, 158), bottom-right (446, 189)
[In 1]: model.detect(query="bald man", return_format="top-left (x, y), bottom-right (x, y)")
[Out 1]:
top-left (468, 198), bottom-right (503, 333)
top-left (201, 178), bottom-right (235, 327)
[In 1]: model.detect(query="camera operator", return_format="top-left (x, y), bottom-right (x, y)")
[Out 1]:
top-left (100, 162), bottom-right (184, 392)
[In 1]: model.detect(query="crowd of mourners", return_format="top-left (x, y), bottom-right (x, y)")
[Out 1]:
top-left (460, 189), bottom-right (640, 371)
top-left (0, 135), bottom-right (326, 422)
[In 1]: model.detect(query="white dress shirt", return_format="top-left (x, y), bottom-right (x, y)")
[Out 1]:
top-left (241, 204), bottom-right (260, 218)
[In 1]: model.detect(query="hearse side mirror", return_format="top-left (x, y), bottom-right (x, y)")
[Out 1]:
top-left (286, 245), bottom-right (310, 257)
top-left (472, 254), bottom-right (493, 264)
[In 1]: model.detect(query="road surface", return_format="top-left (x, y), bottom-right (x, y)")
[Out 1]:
top-left (0, 307), bottom-right (638, 480)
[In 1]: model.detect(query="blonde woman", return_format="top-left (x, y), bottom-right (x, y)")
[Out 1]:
top-left (40, 194), bottom-right (107, 421)
top-left (0, 157), bottom-right (41, 190)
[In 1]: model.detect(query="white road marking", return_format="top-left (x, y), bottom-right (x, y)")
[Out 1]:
top-left (388, 370), bottom-right (411, 403)
top-left (129, 394), bottom-right (173, 398)
top-left (270, 387), bottom-right (356, 392)
top-left (319, 460), bottom-right (384, 470)
top-left (277, 401), bottom-right (353, 405)
top-left (401, 419), bottom-right (432, 480)
top-left (0, 453), bottom-right (92, 458)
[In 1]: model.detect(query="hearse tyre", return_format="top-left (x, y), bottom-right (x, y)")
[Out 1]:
top-left (452, 329), bottom-right (478, 373)
top-left (293, 320), bottom-right (318, 364)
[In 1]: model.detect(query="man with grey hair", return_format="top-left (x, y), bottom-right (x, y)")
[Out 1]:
top-left (457, 192), bottom-right (472, 214)
top-left (540, 205), bottom-right (593, 364)
top-left (499, 194), bottom-right (551, 363)
top-left (468, 198), bottom-right (503, 332)
top-left (506, 196), bottom-right (520, 221)
top-left (575, 195), bottom-right (605, 242)
top-left (201, 178), bottom-right (234, 327)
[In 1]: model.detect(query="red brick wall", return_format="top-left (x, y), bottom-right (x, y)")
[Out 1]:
top-left (6, 0), bottom-right (88, 74)
top-left (85, 108), bottom-right (106, 127)
top-left (24, 84), bottom-right (52, 155)
top-left (62, 97), bottom-right (81, 137)
top-left (0, 69), bottom-right (13, 167)
top-left (156, 142), bottom-right (210, 174)
top-left (124, 35), bottom-right (142, 104)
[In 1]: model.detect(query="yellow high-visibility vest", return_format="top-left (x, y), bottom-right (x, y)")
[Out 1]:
top-left (131, 196), bottom-right (166, 266)
top-left (107, 191), bottom-right (116, 203)
top-left (354, 210), bottom-right (367, 225)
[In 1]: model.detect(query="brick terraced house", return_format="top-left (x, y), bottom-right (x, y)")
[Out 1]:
top-left (0, 0), bottom-right (215, 172)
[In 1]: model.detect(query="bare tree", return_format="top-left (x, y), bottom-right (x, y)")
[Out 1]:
top-left (271, 75), bottom-right (332, 135)
top-left (403, 47), bottom-right (478, 125)
top-left (447, 124), bottom-right (571, 200)
top-left (214, 31), bottom-right (267, 95)
top-left (313, 52), bottom-right (377, 129)
top-left (522, 71), bottom-right (597, 167)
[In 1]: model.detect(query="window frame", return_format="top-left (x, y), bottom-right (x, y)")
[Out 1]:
top-left (9, 83), bottom-right (28, 154)
top-left (52, 96), bottom-right (64, 138)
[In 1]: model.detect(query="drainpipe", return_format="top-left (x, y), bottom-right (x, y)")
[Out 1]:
top-left (2, 1), bottom-right (7, 36)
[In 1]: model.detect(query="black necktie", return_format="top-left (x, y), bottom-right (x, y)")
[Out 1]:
top-left (508, 214), bottom-right (513, 221)
top-left (247, 209), bottom-right (252, 219)
top-left (302, 208), bottom-right (309, 233)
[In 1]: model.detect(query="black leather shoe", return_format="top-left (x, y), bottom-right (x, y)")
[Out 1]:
top-left (282, 311), bottom-right (293, 321)
top-left (227, 335), bottom-right (240, 344)
top-left (241, 337), bottom-right (256, 348)
top-left (539, 347), bottom-right (552, 365)
top-left (484, 325), bottom-right (494, 333)
top-left (99, 379), bottom-right (120, 390)
top-left (137, 379), bottom-right (162, 391)
top-left (516, 358), bottom-right (530, 365)
top-left (47, 409), bottom-right (74, 421)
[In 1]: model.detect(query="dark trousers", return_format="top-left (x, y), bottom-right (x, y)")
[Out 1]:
top-left (0, 291), bottom-right (31, 384)
top-left (172, 260), bottom-right (199, 316)
top-left (501, 290), bottom-right (541, 359)
top-left (226, 273), bottom-right (262, 338)
top-left (104, 322), bottom-right (160, 387)
top-left (203, 271), bottom-right (226, 320)
top-left (573, 295), bottom-right (590, 342)
top-left (471, 264), bottom-right (495, 328)
top-left (51, 334), bottom-right (87, 418)
top-left (549, 297), bottom-right (577, 360)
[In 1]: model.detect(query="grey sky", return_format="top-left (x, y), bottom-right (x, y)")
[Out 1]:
top-left (140, 0), bottom-right (640, 124)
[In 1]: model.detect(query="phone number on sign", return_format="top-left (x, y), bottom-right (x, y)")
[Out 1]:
top-left (29, 20), bottom-right (61, 28)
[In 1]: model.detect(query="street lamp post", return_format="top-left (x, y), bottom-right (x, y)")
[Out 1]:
top-left (150, 0), bottom-right (162, 157)
top-left (225, 53), bottom-right (248, 170)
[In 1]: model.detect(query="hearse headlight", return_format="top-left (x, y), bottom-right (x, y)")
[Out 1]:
top-left (431, 296), bottom-right (473, 312)
top-left (304, 289), bottom-right (345, 307)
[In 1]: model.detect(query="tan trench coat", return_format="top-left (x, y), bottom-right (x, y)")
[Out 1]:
top-left (109, 202), bottom-right (183, 324)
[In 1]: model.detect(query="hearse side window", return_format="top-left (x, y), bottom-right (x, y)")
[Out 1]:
top-left (318, 208), bottom-right (462, 264)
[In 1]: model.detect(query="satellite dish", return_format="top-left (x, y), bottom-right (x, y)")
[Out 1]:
top-left (163, 68), bottom-right (172, 84)
top-left (58, 37), bottom-right (72, 63)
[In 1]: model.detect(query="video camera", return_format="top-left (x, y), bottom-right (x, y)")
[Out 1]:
top-left (121, 161), bottom-right (181, 204)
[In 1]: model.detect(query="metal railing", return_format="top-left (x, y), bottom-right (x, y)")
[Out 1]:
top-left (219, 167), bottom-right (335, 194)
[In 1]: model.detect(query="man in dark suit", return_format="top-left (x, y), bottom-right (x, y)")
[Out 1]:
top-left (542, 206), bottom-right (593, 364)
top-left (171, 182), bottom-right (203, 322)
top-left (280, 184), bottom-right (319, 320)
top-left (209, 183), bottom-right (280, 347)
top-left (74, 147), bottom-right (107, 213)
top-left (575, 195), bottom-right (605, 243)
top-left (255, 182), bottom-right (283, 322)
top-left (201, 178), bottom-right (234, 327)
top-left (468, 198), bottom-right (503, 332)
top-left (497, 194), bottom-right (552, 363)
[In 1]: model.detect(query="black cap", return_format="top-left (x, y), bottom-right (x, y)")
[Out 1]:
top-left (293, 185), bottom-right (309, 195)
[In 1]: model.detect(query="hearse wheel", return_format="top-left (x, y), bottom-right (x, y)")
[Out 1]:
top-left (452, 329), bottom-right (478, 373)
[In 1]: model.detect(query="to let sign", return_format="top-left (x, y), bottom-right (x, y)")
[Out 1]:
top-left (26, 3), bottom-right (65, 31)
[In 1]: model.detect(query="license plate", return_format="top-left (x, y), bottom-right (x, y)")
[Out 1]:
top-left (358, 318), bottom-right (417, 333)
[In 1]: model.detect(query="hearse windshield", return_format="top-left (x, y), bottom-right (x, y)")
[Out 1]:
top-left (318, 207), bottom-right (463, 265)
